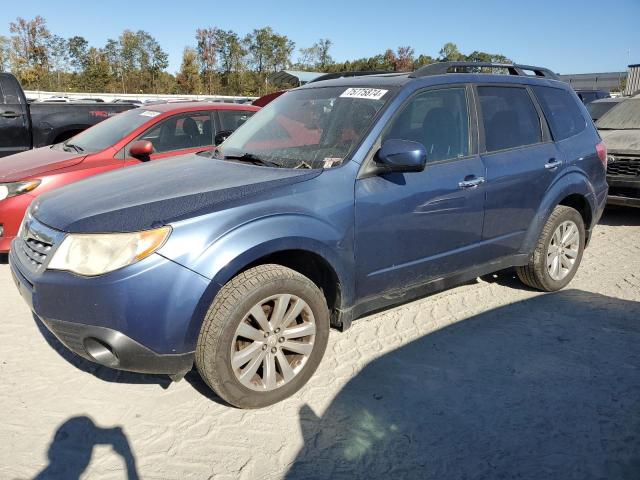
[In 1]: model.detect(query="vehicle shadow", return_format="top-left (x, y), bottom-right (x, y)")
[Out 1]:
top-left (33, 415), bottom-right (139, 480)
top-left (286, 289), bottom-right (640, 480)
top-left (599, 205), bottom-right (640, 227)
top-left (0, 253), bottom-right (7, 264)
top-left (32, 313), bottom-right (172, 388)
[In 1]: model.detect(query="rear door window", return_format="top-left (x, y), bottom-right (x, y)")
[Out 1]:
top-left (533, 86), bottom-right (587, 140)
top-left (0, 75), bottom-right (23, 104)
top-left (478, 86), bottom-right (542, 152)
top-left (218, 110), bottom-right (255, 132)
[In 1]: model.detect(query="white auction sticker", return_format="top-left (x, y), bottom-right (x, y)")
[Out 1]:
top-left (139, 110), bottom-right (160, 117)
top-left (340, 88), bottom-right (388, 100)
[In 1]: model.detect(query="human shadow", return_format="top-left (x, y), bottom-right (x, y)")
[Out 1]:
top-left (33, 416), bottom-right (138, 480)
top-left (33, 313), bottom-right (171, 388)
top-left (286, 289), bottom-right (640, 480)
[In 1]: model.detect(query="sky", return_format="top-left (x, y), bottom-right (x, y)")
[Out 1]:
top-left (1, 0), bottom-right (639, 75)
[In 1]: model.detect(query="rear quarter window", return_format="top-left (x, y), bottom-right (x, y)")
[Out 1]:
top-left (533, 86), bottom-right (587, 141)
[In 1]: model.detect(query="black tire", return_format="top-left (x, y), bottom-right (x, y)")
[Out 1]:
top-left (517, 205), bottom-right (585, 292)
top-left (195, 264), bottom-right (330, 409)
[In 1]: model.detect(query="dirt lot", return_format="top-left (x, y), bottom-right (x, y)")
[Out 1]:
top-left (1, 207), bottom-right (639, 480)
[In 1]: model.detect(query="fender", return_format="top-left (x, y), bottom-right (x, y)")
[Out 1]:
top-left (173, 213), bottom-right (357, 346)
top-left (520, 168), bottom-right (597, 256)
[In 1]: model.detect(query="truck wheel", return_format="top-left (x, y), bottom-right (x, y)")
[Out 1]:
top-left (195, 264), bottom-right (330, 408)
top-left (517, 205), bottom-right (585, 292)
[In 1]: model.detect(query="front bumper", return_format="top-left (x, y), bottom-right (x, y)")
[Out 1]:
top-left (9, 245), bottom-right (211, 375)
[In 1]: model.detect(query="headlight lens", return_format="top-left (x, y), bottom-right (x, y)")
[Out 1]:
top-left (0, 180), bottom-right (41, 200)
top-left (48, 226), bottom-right (172, 276)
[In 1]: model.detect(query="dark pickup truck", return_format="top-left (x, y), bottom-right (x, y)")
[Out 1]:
top-left (0, 73), bottom-right (135, 158)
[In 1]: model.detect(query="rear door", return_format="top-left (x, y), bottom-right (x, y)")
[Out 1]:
top-left (354, 85), bottom-right (487, 300)
top-left (0, 74), bottom-right (30, 157)
top-left (477, 85), bottom-right (562, 258)
top-left (123, 111), bottom-right (215, 164)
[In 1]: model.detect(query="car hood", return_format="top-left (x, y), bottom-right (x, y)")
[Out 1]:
top-left (599, 129), bottom-right (640, 154)
top-left (0, 146), bottom-right (85, 182)
top-left (32, 153), bottom-right (321, 233)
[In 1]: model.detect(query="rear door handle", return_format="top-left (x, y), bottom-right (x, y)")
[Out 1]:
top-left (458, 176), bottom-right (486, 189)
top-left (544, 158), bottom-right (563, 170)
top-left (0, 111), bottom-right (21, 118)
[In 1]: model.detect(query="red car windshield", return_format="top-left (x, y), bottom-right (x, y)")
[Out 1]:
top-left (219, 86), bottom-right (393, 168)
top-left (62, 109), bottom-right (160, 153)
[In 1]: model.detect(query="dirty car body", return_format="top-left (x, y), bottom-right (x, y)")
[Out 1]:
top-left (10, 63), bottom-right (608, 407)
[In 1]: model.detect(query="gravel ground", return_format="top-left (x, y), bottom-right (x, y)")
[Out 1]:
top-left (1, 207), bottom-right (639, 480)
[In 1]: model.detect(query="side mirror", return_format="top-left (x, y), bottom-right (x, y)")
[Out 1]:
top-left (129, 140), bottom-right (153, 161)
top-left (375, 139), bottom-right (427, 173)
top-left (214, 130), bottom-right (234, 146)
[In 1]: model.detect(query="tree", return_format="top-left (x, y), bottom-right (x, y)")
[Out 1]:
top-left (0, 35), bottom-right (9, 72)
top-left (299, 38), bottom-right (333, 70)
top-left (438, 42), bottom-right (464, 62)
top-left (47, 35), bottom-right (68, 90)
top-left (67, 36), bottom-right (89, 72)
top-left (176, 47), bottom-right (202, 94)
top-left (9, 16), bottom-right (51, 88)
top-left (196, 27), bottom-right (219, 94)
top-left (215, 30), bottom-right (247, 94)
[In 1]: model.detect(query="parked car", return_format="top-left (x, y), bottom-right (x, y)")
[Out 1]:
top-left (0, 101), bottom-right (258, 252)
top-left (0, 73), bottom-right (135, 158)
top-left (587, 97), bottom-right (627, 122)
top-left (596, 97), bottom-right (640, 207)
top-left (10, 62), bottom-right (608, 408)
top-left (574, 89), bottom-right (610, 105)
top-left (112, 99), bottom-right (143, 106)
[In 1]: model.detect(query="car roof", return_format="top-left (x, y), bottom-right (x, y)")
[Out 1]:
top-left (145, 101), bottom-right (259, 113)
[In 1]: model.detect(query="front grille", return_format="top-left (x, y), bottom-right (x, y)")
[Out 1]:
top-left (607, 156), bottom-right (640, 177)
top-left (19, 236), bottom-right (53, 271)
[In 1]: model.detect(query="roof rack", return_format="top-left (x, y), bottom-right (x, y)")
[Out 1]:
top-left (409, 62), bottom-right (559, 80)
top-left (308, 70), bottom-right (394, 83)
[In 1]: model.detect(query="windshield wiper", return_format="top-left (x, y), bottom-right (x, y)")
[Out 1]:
top-left (64, 143), bottom-right (84, 153)
top-left (224, 153), bottom-right (281, 168)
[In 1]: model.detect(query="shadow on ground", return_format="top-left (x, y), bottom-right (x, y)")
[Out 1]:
top-left (0, 253), bottom-right (7, 264)
top-left (599, 205), bottom-right (640, 227)
top-left (32, 313), bottom-right (172, 388)
top-left (34, 416), bottom-right (138, 480)
top-left (286, 289), bottom-right (640, 480)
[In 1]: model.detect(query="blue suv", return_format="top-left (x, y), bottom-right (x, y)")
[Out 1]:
top-left (10, 62), bottom-right (608, 408)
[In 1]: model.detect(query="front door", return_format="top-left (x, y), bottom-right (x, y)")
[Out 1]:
top-left (354, 86), bottom-right (486, 301)
top-left (0, 74), bottom-right (30, 157)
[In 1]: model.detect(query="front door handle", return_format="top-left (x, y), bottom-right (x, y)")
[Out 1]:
top-left (544, 158), bottom-right (563, 170)
top-left (458, 176), bottom-right (486, 189)
top-left (0, 111), bottom-right (21, 118)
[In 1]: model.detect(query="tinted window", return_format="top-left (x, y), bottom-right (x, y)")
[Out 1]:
top-left (219, 110), bottom-right (255, 132)
top-left (140, 112), bottom-right (213, 153)
top-left (478, 86), bottom-right (541, 152)
top-left (533, 86), bottom-right (586, 140)
top-left (0, 76), bottom-right (22, 104)
top-left (384, 87), bottom-right (470, 162)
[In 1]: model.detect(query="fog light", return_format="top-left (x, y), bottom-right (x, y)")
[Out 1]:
top-left (83, 337), bottom-right (119, 367)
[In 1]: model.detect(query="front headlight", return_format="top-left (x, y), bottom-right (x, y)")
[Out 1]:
top-left (0, 180), bottom-right (41, 201)
top-left (48, 226), bottom-right (172, 276)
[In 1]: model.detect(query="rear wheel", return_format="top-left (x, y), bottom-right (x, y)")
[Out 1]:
top-left (195, 264), bottom-right (330, 408)
top-left (517, 205), bottom-right (585, 291)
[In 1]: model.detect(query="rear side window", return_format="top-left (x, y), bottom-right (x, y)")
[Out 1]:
top-left (533, 86), bottom-right (586, 141)
top-left (478, 86), bottom-right (542, 152)
top-left (219, 110), bottom-right (255, 132)
top-left (0, 76), bottom-right (22, 104)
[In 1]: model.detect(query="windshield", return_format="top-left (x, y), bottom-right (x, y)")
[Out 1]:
top-left (63, 108), bottom-right (159, 153)
top-left (218, 86), bottom-right (394, 168)
top-left (596, 99), bottom-right (640, 130)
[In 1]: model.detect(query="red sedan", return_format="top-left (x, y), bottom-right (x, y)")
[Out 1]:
top-left (0, 102), bottom-right (258, 252)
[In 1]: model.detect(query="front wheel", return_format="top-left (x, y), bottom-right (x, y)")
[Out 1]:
top-left (195, 264), bottom-right (330, 408)
top-left (517, 205), bottom-right (585, 291)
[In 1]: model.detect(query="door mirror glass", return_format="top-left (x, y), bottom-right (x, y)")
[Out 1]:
top-left (215, 130), bottom-right (234, 146)
top-left (375, 139), bottom-right (426, 173)
top-left (129, 140), bottom-right (153, 161)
